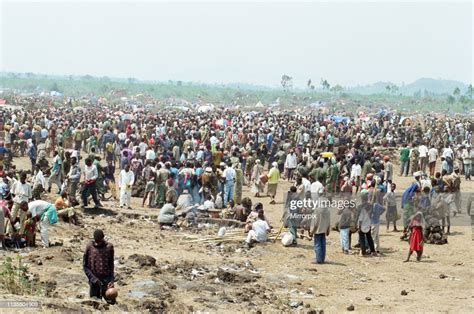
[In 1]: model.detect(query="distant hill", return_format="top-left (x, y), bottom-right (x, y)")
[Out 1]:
top-left (401, 78), bottom-right (468, 95)
top-left (348, 78), bottom-right (469, 96)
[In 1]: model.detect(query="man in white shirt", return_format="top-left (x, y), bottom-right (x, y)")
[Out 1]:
top-left (461, 146), bottom-right (473, 180)
top-left (302, 175), bottom-right (312, 194)
top-left (138, 140), bottom-right (148, 161)
top-left (119, 164), bottom-right (135, 209)
top-left (310, 177), bottom-right (324, 199)
top-left (428, 145), bottom-right (438, 176)
top-left (245, 210), bottom-right (271, 248)
top-left (33, 164), bottom-right (46, 199)
top-left (8, 173), bottom-right (32, 235)
top-left (21, 200), bottom-right (57, 248)
top-left (285, 149), bottom-right (297, 181)
top-left (418, 144), bottom-right (429, 173)
top-left (145, 148), bottom-right (156, 162)
top-left (442, 146), bottom-right (454, 173)
top-left (82, 158), bottom-right (101, 208)
top-left (350, 160), bottom-right (362, 193)
top-left (222, 163), bottom-right (236, 207)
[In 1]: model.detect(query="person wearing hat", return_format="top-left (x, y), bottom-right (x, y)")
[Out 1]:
top-left (83, 229), bottom-right (116, 304)
top-left (251, 159), bottom-right (265, 197)
top-left (267, 162), bottom-right (280, 204)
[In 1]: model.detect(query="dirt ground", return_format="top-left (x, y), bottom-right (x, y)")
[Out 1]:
top-left (1, 157), bottom-right (473, 313)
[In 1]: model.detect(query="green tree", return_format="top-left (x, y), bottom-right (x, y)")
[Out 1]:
top-left (466, 84), bottom-right (473, 99)
top-left (281, 74), bottom-right (293, 91)
top-left (390, 84), bottom-right (399, 94)
top-left (50, 82), bottom-right (59, 91)
top-left (447, 95), bottom-right (455, 104)
top-left (453, 87), bottom-right (461, 96)
top-left (320, 79), bottom-right (330, 90)
top-left (330, 84), bottom-right (344, 94)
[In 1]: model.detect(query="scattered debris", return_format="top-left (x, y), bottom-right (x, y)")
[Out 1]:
top-left (127, 254), bottom-right (156, 267)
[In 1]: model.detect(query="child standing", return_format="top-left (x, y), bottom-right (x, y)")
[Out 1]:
top-left (404, 211), bottom-right (425, 262)
top-left (338, 200), bottom-right (353, 254)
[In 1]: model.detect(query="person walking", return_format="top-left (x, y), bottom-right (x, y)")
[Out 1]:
top-left (47, 150), bottom-right (62, 194)
top-left (357, 192), bottom-right (377, 256)
top-left (399, 143), bottom-right (410, 176)
top-left (81, 158), bottom-right (101, 209)
top-left (284, 149), bottom-right (297, 181)
top-left (267, 162), bottom-right (280, 204)
top-left (428, 145), bottom-right (438, 177)
top-left (119, 164), bottom-right (135, 209)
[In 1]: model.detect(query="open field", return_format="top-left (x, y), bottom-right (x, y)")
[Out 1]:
top-left (0, 157), bottom-right (472, 313)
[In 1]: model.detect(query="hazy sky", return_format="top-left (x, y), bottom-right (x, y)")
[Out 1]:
top-left (1, 0), bottom-right (472, 87)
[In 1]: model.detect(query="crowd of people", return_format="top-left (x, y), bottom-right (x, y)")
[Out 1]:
top-left (0, 102), bottom-right (472, 268)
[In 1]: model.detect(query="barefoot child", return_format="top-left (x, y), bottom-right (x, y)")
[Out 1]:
top-left (24, 217), bottom-right (37, 247)
top-left (404, 211), bottom-right (425, 262)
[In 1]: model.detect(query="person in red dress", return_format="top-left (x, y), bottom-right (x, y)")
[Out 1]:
top-left (404, 211), bottom-right (425, 262)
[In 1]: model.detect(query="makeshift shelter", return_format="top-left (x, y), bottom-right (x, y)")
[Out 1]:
top-left (330, 115), bottom-right (351, 123)
top-left (399, 117), bottom-right (413, 126)
top-left (197, 104), bottom-right (215, 113)
top-left (121, 114), bottom-right (132, 121)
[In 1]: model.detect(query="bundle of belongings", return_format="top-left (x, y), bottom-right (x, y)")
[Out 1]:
top-left (424, 215), bottom-right (448, 245)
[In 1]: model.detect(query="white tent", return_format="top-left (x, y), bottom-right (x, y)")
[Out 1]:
top-left (197, 104), bottom-right (215, 113)
top-left (255, 101), bottom-right (264, 108)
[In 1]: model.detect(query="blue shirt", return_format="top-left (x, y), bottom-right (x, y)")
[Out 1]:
top-left (370, 203), bottom-right (386, 225)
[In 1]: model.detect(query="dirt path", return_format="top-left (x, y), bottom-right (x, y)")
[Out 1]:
top-left (0, 157), bottom-right (473, 313)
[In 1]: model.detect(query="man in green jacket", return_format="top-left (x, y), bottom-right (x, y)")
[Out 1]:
top-left (399, 143), bottom-right (410, 176)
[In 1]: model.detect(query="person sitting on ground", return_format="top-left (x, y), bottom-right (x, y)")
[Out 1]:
top-left (176, 189), bottom-right (193, 210)
top-left (245, 202), bottom-right (263, 232)
top-left (244, 209), bottom-right (271, 249)
top-left (234, 197), bottom-right (252, 222)
top-left (220, 198), bottom-right (236, 219)
top-left (55, 191), bottom-right (77, 224)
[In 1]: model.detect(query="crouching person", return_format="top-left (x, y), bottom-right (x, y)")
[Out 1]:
top-left (245, 209), bottom-right (271, 249)
top-left (158, 195), bottom-right (177, 229)
top-left (83, 229), bottom-right (116, 304)
top-left (20, 200), bottom-right (58, 248)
